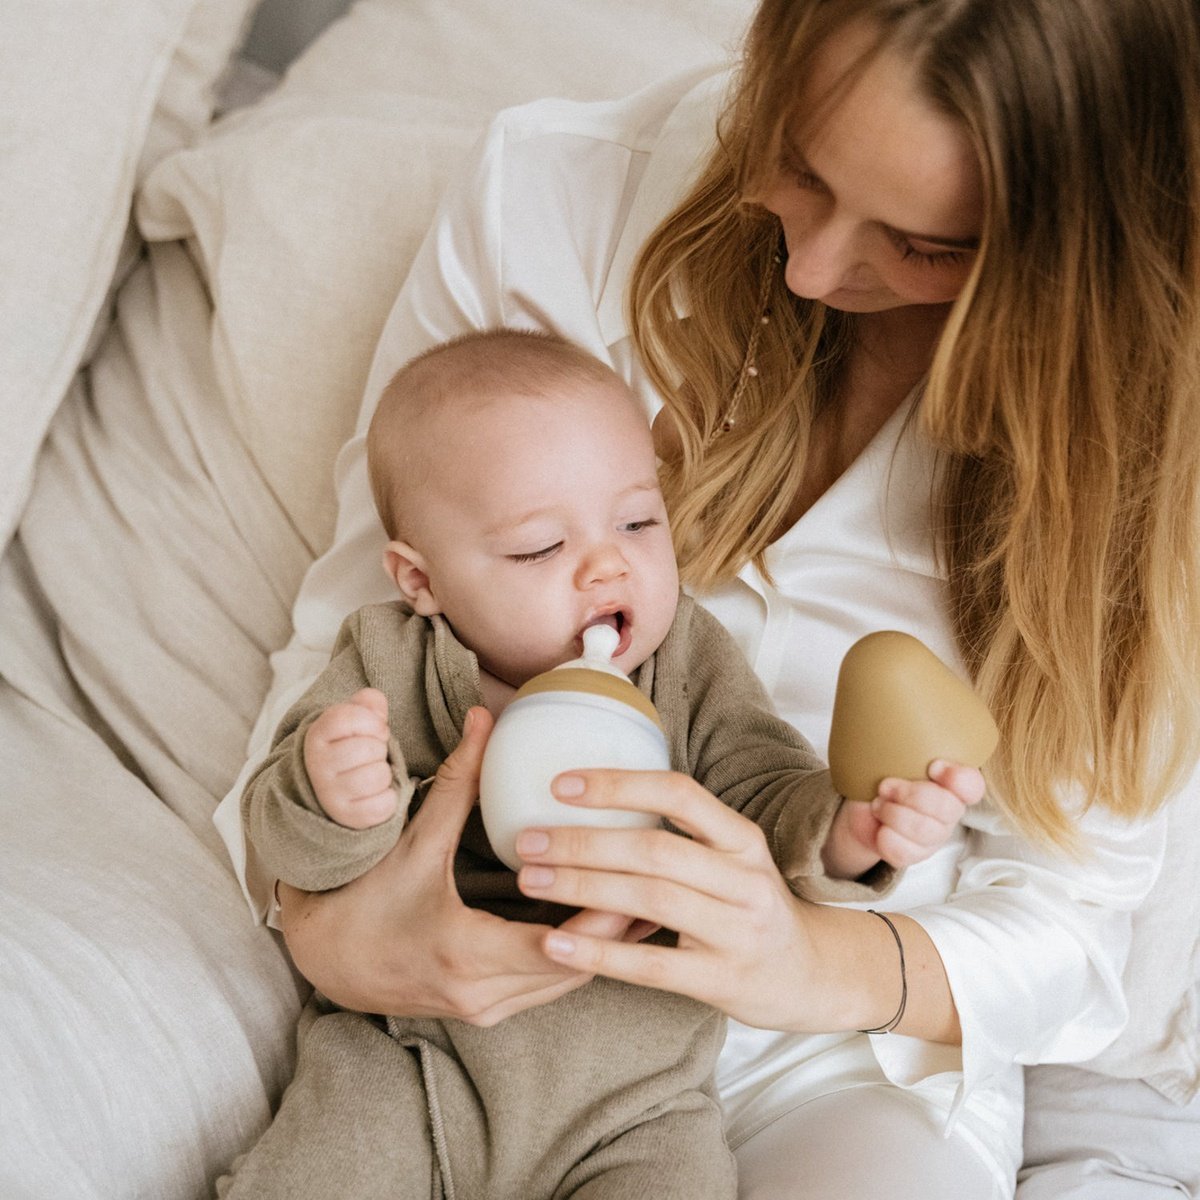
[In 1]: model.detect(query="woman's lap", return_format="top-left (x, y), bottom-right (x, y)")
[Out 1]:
top-left (1019, 1064), bottom-right (1200, 1198)
top-left (733, 1086), bottom-right (1003, 1200)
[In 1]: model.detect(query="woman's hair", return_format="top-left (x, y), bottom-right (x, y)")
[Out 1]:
top-left (630, 0), bottom-right (1200, 844)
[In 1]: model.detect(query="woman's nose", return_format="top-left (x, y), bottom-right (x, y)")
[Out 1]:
top-left (783, 214), bottom-right (860, 299)
top-left (576, 541), bottom-right (630, 587)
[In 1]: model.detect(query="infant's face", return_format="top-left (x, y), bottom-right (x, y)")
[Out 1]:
top-left (407, 377), bottom-right (679, 687)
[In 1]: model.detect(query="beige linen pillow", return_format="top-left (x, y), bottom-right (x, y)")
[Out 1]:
top-left (0, 0), bottom-right (258, 551)
top-left (137, 0), bottom-right (755, 555)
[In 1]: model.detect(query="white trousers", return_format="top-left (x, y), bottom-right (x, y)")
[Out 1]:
top-left (733, 1086), bottom-right (1002, 1200)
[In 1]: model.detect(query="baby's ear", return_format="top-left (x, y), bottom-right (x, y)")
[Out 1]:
top-left (383, 541), bottom-right (441, 616)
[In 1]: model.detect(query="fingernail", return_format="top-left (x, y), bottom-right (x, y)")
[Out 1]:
top-left (516, 830), bottom-right (550, 856)
top-left (552, 774), bottom-right (585, 798)
top-left (521, 866), bottom-right (555, 889)
top-left (545, 933), bottom-right (576, 957)
top-left (463, 709), bottom-right (475, 735)
top-left (928, 759), bottom-right (947, 777)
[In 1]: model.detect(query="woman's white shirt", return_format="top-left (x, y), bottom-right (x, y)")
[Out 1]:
top-left (213, 65), bottom-right (1191, 1174)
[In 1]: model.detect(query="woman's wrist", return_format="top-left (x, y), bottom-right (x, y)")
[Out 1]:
top-left (788, 903), bottom-right (961, 1044)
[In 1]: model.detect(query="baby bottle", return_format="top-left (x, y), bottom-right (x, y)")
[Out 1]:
top-left (479, 623), bottom-right (667, 871)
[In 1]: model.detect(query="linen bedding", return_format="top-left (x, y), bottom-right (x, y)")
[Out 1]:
top-left (1, 2), bottom-right (1196, 1198)
top-left (0, 2), bottom-right (756, 1195)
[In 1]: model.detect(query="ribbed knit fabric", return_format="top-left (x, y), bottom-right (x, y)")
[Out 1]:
top-left (242, 594), bottom-right (894, 904)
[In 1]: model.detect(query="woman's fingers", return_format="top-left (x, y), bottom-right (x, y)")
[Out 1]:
top-left (519, 861), bottom-right (737, 938)
top-left (428, 911), bottom-right (595, 1024)
top-left (516, 822), bottom-right (759, 905)
top-left (552, 768), bottom-right (769, 857)
top-left (516, 768), bottom-right (789, 952)
top-left (556, 907), bottom-right (638, 941)
top-left (540, 928), bottom-right (715, 1000)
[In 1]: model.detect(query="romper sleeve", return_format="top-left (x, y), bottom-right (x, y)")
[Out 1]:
top-left (240, 610), bottom-right (412, 893)
top-left (658, 598), bottom-right (899, 902)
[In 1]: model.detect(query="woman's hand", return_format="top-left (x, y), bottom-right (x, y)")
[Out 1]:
top-left (277, 708), bottom-right (637, 1025)
top-left (512, 768), bottom-right (824, 1030)
top-left (513, 768), bottom-right (962, 1042)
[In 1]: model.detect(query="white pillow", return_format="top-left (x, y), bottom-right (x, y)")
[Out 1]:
top-left (0, 0), bottom-right (258, 551)
top-left (137, 0), bottom-right (755, 555)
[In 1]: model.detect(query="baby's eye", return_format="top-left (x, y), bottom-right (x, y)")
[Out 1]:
top-left (620, 518), bottom-right (661, 535)
top-left (508, 542), bottom-right (562, 564)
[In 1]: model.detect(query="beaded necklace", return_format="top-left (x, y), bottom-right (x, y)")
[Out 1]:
top-left (719, 250), bottom-right (783, 433)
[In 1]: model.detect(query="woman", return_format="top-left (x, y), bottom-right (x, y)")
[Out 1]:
top-left (253, 0), bottom-right (1200, 1194)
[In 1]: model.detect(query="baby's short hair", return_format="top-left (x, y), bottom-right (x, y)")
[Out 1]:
top-left (367, 328), bottom-right (626, 538)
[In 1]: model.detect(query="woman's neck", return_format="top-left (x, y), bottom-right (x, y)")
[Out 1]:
top-left (831, 304), bottom-right (947, 439)
top-left (775, 304), bottom-right (946, 532)
top-left (851, 302), bottom-right (948, 401)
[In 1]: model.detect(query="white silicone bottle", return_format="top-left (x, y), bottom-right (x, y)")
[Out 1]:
top-left (479, 624), bottom-right (668, 870)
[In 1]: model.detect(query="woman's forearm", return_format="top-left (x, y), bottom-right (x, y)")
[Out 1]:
top-left (793, 904), bottom-right (961, 1044)
top-left (521, 768), bottom-right (965, 1043)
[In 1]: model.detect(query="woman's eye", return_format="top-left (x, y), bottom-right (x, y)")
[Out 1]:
top-left (886, 227), bottom-right (972, 269)
top-left (508, 542), bottom-right (561, 564)
top-left (901, 244), bottom-right (970, 268)
top-left (778, 147), bottom-right (825, 191)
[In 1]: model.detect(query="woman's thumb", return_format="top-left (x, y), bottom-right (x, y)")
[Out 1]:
top-left (418, 707), bottom-right (494, 842)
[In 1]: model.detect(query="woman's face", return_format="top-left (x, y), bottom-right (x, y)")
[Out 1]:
top-left (761, 26), bottom-right (984, 315)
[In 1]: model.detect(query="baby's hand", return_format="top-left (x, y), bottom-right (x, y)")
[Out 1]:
top-left (825, 761), bottom-right (986, 878)
top-left (303, 688), bottom-right (398, 829)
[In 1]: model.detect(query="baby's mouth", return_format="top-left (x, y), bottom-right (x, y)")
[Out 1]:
top-left (580, 609), bottom-right (632, 658)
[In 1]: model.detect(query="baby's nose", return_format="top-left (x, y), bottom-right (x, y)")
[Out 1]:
top-left (577, 541), bottom-right (630, 586)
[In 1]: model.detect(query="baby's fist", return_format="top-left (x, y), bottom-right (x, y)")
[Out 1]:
top-left (303, 688), bottom-right (397, 829)
top-left (871, 760), bottom-right (985, 868)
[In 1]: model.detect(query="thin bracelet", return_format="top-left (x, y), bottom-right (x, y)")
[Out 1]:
top-left (857, 910), bottom-right (908, 1035)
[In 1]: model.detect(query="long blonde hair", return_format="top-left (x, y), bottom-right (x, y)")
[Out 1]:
top-left (630, 0), bottom-right (1200, 845)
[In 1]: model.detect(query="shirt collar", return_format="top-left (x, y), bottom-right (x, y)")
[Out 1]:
top-left (596, 67), bottom-right (732, 346)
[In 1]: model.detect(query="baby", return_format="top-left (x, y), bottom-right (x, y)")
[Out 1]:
top-left (226, 329), bottom-right (982, 1200)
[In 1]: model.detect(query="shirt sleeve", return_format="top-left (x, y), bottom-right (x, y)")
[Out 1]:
top-left (872, 795), bottom-right (1168, 1115)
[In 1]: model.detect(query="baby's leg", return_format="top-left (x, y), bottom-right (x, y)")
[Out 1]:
top-left (218, 1009), bottom-right (438, 1200)
top-left (554, 1089), bottom-right (736, 1200)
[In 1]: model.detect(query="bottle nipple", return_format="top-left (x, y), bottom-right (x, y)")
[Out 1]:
top-left (581, 622), bottom-right (620, 667)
